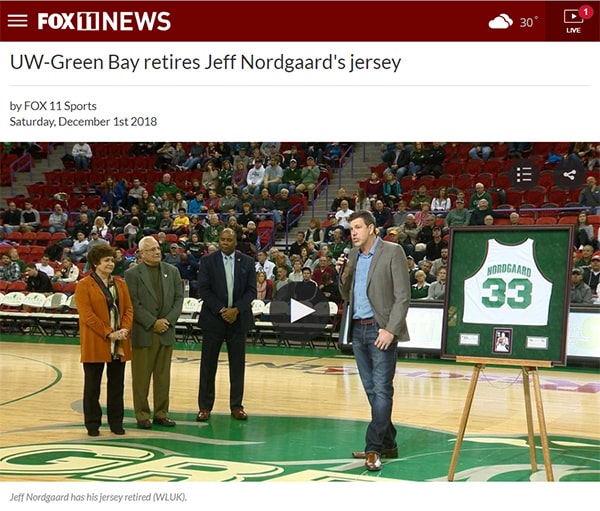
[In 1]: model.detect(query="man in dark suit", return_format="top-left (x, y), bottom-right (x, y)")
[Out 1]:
top-left (196, 228), bottom-right (257, 421)
top-left (337, 210), bottom-right (410, 471)
top-left (124, 235), bottom-right (183, 429)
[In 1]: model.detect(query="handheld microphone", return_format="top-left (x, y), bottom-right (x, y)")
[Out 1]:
top-left (339, 247), bottom-right (350, 274)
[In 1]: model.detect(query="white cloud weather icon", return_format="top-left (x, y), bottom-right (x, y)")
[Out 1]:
top-left (488, 13), bottom-right (514, 29)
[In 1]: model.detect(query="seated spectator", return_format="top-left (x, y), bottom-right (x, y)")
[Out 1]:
top-left (444, 197), bottom-right (470, 231)
top-left (95, 203), bottom-right (114, 229)
top-left (468, 143), bottom-right (493, 162)
top-left (67, 231), bottom-right (90, 262)
top-left (397, 213), bottom-right (420, 258)
top-left (583, 253), bottom-right (600, 299)
top-left (354, 187), bottom-right (372, 212)
top-left (188, 190), bottom-right (207, 215)
top-left (126, 178), bottom-right (147, 209)
top-left (335, 199), bottom-right (354, 233)
top-left (431, 247), bottom-right (449, 277)
top-left (218, 159), bottom-right (235, 192)
top-left (263, 156), bottom-right (284, 196)
top-left (141, 202), bottom-right (161, 235)
top-left (185, 231), bottom-right (206, 260)
top-left (171, 142), bottom-right (187, 168)
top-left (155, 142), bottom-right (176, 169)
top-left (52, 257), bottom-right (80, 286)
top-left (364, 172), bottom-right (383, 202)
top-left (99, 176), bottom-right (125, 211)
top-left (319, 271), bottom-right (341, 303)
top-left (382, 142), bottom-right (411, 179)
top-left (469, 198), bottom-right (494, 226)
top-left (574, 211), bottom-right (598, 250)
top-left (427, 266), bottom-right (447, 300)
top-left (48, 204), bottom-right (69, 234)
top-left (296, 156), bottom-right (320, 203)
top-left (329, 228), bottom-right (350, 259)
top-left (24, 263), bottom-right (53, 295)
top-left (111, 207), bottom-right (129, 237)
top-left (288, 259), bottom-right (305, 282)
top-left (255, 250), bottom-right (276, 280)
top-left (280, 158), bottom-right (302, 195)
top-left (311, 255), bottom-right (336, 286)
top-left (426, 226), bottom-right (447, 261)
top-left (36, 255), bottom-right (55, 277)
top-left (411, 270), bottom-right (430, 299)
top-left (289, 231), bottom-right (309, 258)
top-left (256, 270), bottom-right (273, 301)
top-left (0, 201), bottom-right (22, 236)
top-left (575, 244), bottom-right (595, 268)
top-left (305, 218), bottom-right (324, 248)
top-left (236, 188), bottom-right (257, 212)
top-left (152, 172), bottom-right (181, 200)
top-left (158, 209), bottom-right (174, 235)
top-left (408, 142), bottom-right (427, 177)
top-left (469, 182), bottom-right (494, 210)
top-left (282, 145), bottom-right (303, 168)
top-left (273, 266), bottom-right (291, 298)
top-left (414, 202), bottom-right (433, 228)
top-left (123, 216), bottom-right (141, 249)
top-left (203, 213), bottom-right (223, 245)
top-left (238, 202), bottom-right (258, 230)
top-left (273, 188), bottom-right (293, 229)
top-left (256, 188), bottom-right (277, 221)
top-left (87, 229), bottom-right (110, 251)
top-left (233, 146), bottom-right (252, 171)
top-left (171, 191), bottom-right (188, 215)
top-left (72, 142), bottom-right (92, 170)
top-left (232, 160), bottom-right (249, 196)
top-left (372, 200), bottom-right (393, 237)
top-left (422, 142), bottom-right (446, 178)
top-left (164, 243), bottom-right (182, 266)
top-left (431, 187), bottom-right (451, 215)
top-left (382, 172), bottom-right (402, 209)
top-left (0, 253), bottom-right (21, 282)
top-left (245, 159), bottom-right (266, 197)
top-left (509, 212), bottom-right (521, 225)
top-left (331, 188), bottom-right (354, 212)
top-left (172, 208), bottom-right (190, 236)
top-left (571, 267), bottom-right (593, 304)
top-left (19, 200), bottom-right (41, 233)
top-left (393, 200), bottom-right (408, 226)
top-left (182, 142), bottom-right (206, 170)
top-left (409, 184), bottom-right (432, 211)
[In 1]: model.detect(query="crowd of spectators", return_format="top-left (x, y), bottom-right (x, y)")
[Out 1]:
top-left (1, 141), bottom-right (599, 307)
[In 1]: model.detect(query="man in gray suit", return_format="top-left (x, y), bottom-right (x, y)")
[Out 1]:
top-left (125, 235), bottom-right (184, 429)
top-left (337, 210), bottom-right (410, 471)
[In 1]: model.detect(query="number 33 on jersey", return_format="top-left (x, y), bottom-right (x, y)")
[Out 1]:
top-left (463, 239), bottom-right (552, 326)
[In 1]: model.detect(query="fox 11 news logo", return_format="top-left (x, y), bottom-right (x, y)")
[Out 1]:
top-left (36, 11), bottom-right (171, 31)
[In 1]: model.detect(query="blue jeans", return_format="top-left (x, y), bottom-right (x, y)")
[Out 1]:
top-left (352, 322), bottom-right (397, 453)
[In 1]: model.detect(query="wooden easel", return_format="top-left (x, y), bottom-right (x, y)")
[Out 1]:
top-left (447, 356), bottom-right (554, 482)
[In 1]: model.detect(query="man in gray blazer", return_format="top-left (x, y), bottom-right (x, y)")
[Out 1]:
top-left (125, 235), bottom-right (184, 429)
top-left (337, 210), bottom-right (410, 471)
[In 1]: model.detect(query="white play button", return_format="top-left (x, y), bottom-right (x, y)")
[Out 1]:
top-left (290, 298), bottom-right (315, 323)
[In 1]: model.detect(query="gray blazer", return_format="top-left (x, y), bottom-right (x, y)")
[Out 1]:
top-left (124, 261), bottom-right (184, 347)
top-left (339, 239), bottom-right (411, 342)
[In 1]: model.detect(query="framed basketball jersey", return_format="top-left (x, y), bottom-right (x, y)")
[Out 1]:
top-left (442, 226), bottom-right (574, 365)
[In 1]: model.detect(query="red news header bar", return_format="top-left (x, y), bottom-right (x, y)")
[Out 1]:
top-left (1, 1), bottom-right (598, 42)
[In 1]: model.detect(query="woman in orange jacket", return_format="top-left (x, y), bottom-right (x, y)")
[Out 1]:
top-left (75, 244), bottom-right (134, 437)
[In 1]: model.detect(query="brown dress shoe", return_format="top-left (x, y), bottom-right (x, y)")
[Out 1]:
top-left (137, 419), bottom-right (152, 429)
top-left (364, 452), bottom-right (382, 471)
top-left (196, 409), bottom-right (211, 422)
top-left (352, 446), bottom-right (398, 459)
top-left (153, 417), bottom-right (176, 427)
top-left (231, 408), bottom-right (248, 420)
